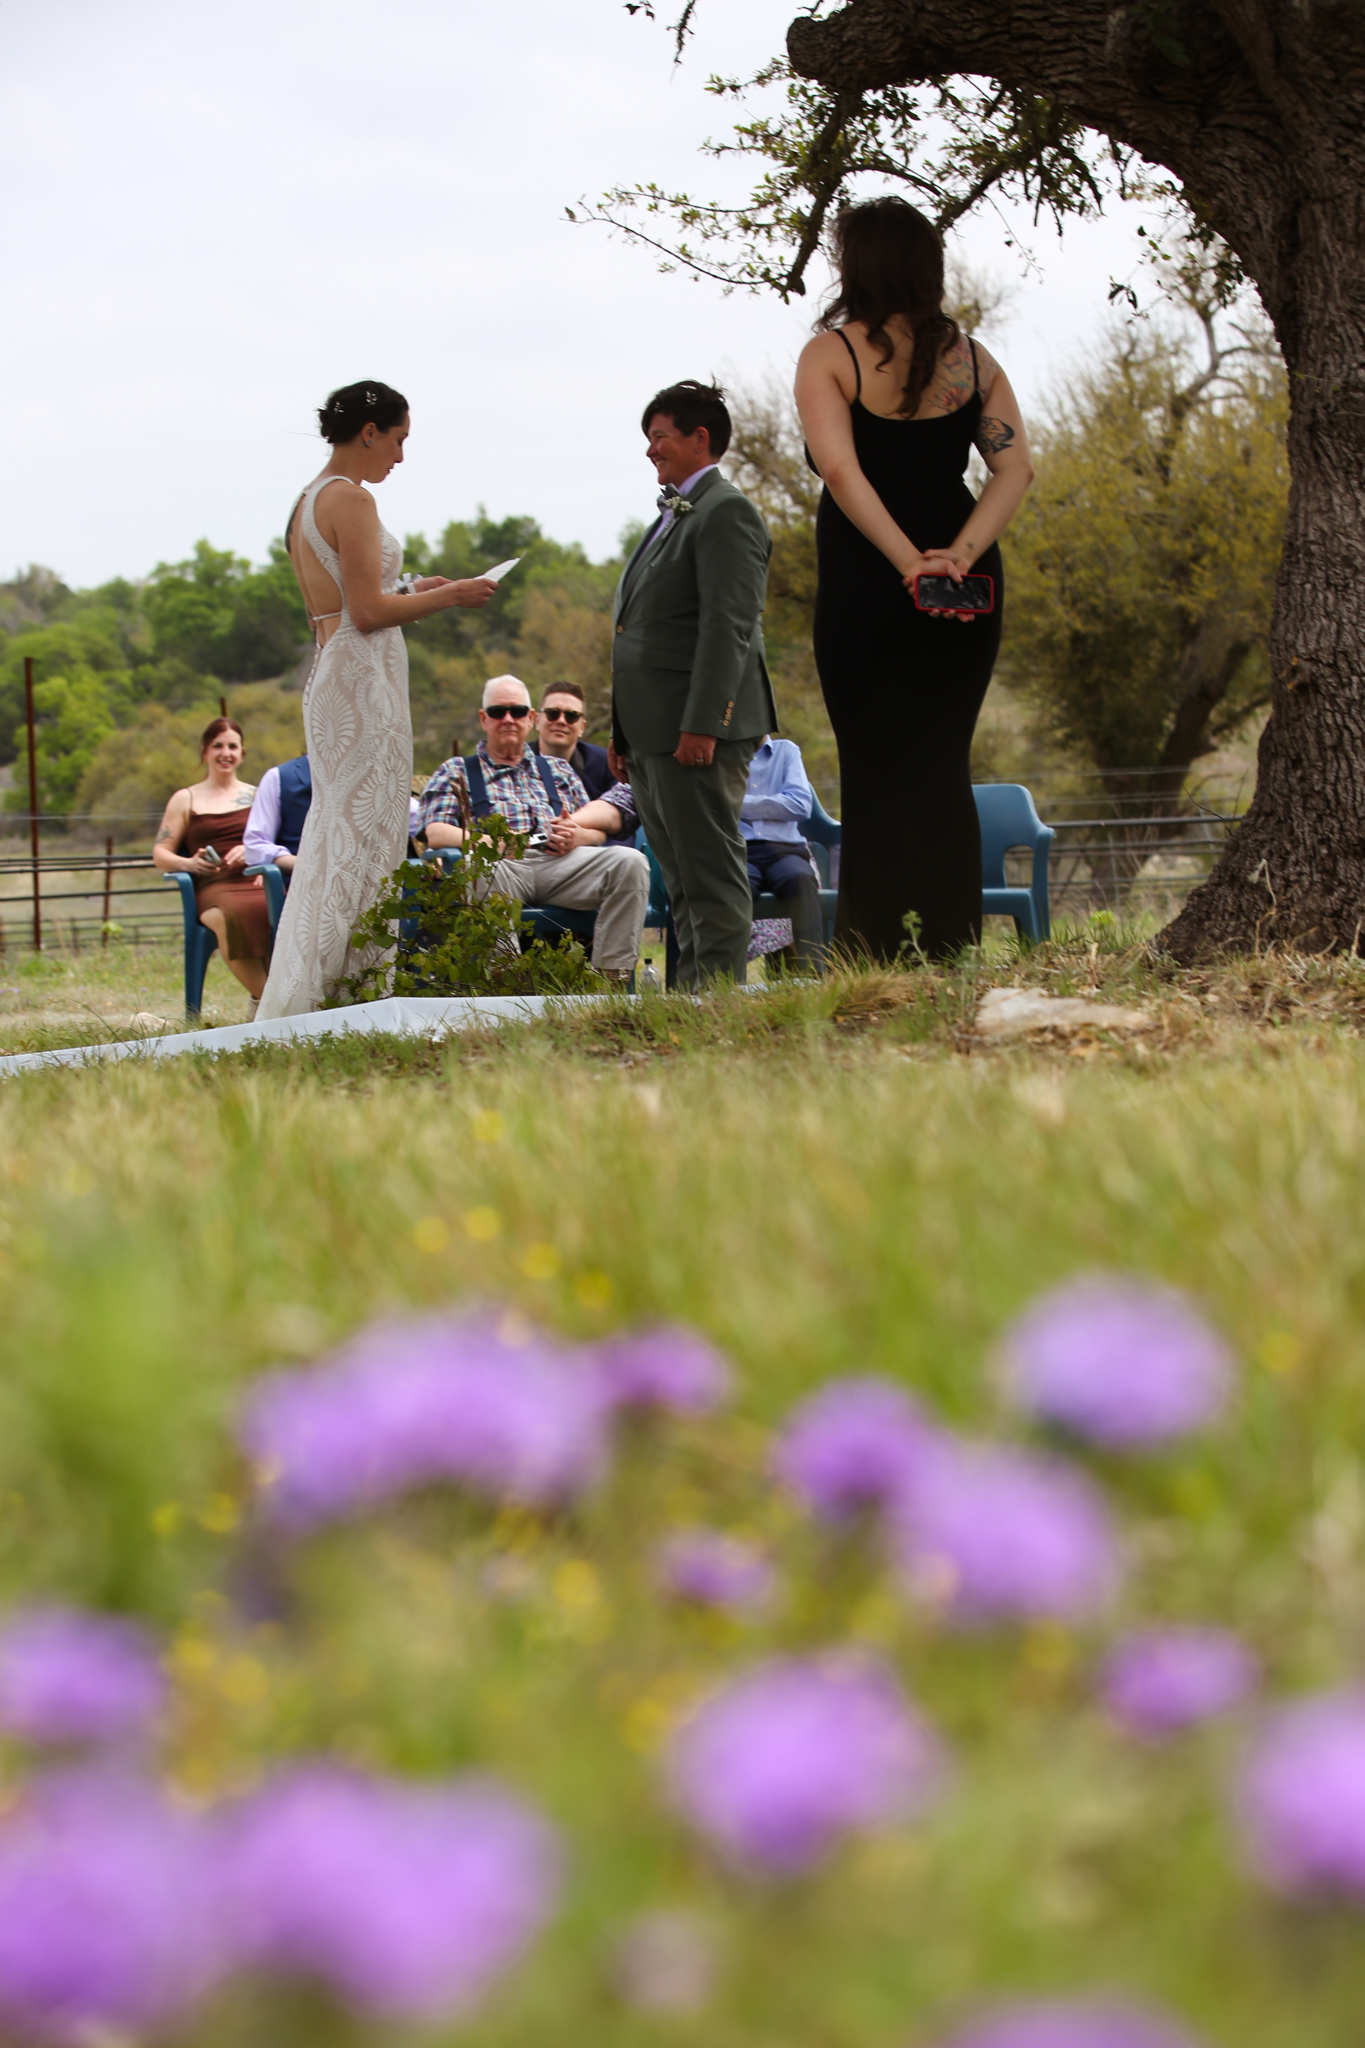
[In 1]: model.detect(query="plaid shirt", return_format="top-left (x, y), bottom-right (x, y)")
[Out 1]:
top-left (418, 742), bottom-right (588, 839)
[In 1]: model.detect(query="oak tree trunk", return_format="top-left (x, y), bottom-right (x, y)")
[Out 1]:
top-left (787, 0), bottom-right (1365, 955)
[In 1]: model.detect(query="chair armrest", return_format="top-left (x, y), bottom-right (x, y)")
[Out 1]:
top-left (1030, 826), bottom-right (1054, 899)
top-left (244, 862), bottom-right (287, 929)
top-left (164, 870), bottom-right (200, 941)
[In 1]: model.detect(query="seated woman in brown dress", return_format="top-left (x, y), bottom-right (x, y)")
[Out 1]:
top-left (151, 716), bottom-right (273, 1011)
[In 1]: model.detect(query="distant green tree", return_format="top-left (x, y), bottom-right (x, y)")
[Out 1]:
top-left (1004, 275), bottom-right (1288, 861)
top-left (143, 541), bottom-right (309, 682)
top-left (5, 667), bottom-right (119, 816)
top-left (0, 614), bottom-right (137, 769)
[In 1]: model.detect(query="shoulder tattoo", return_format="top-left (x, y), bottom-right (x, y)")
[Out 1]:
top-left (975, 416), bottom-right (1016, 457)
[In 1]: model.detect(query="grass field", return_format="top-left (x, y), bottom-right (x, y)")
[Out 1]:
top-left (3, 931), bottom-right (1365, 2045)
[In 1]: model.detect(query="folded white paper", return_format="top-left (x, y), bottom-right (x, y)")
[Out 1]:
top-left (483, 557), bottom-right (523, 584)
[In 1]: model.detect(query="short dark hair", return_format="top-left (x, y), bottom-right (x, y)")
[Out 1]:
top-left (318, 380), bottom-right (409, 445)
top-left (641, 380), bottom-right (731, 460)
top-left (200, 716), bottom-right (244, 755)
top-left (541, 680), bottom-right (584, 708)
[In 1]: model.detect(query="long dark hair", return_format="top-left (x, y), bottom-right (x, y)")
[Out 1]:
top-left (818, 197), bottom-right (957, 418)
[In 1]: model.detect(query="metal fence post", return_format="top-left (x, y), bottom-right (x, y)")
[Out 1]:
top-left (23, 656), bottom-right (40, 952)
top-left (102, 836), bottom-right (114, 947)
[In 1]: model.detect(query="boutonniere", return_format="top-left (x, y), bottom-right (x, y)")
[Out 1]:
top-left (657, 487), bottom-right (696, 518)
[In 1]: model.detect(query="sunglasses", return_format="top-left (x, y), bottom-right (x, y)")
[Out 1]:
top-left (483, 703), bottom-right (533, 721)
top-left (541, 706), bottom-right (583, 724)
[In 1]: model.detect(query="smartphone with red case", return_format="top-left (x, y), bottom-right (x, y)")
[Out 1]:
top-left (913, 573), bottom-right (995, 613)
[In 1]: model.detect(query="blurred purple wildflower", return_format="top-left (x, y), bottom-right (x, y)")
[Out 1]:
top-left (937, 1999), bottom-right (1209, 2048)
top-left (595, 1327), bottom-right (731, 1413)
top-left (240, 1314), bottom-right (609, 1530)
top-left (1239, 1690), bottom-right (1365, 1895)
top-left (0, 1769), bottom-right (224, 2042)
top-left (1101, 1628), bottom-right (1258, 1740)
top-left (658, 1531), bottom-right (775, 1611)
top-left (0, 1608), bottom-right (165, 1748)
top-left (1002, 1275), bottom-right (1233, 1447)
top-left (894, 1439), bottom-right (1120, 1623)
top-left (772, 1377), bottom-right (939, 1522)
top-left (668, 1655), bottom-right (944, 1873)
top-left (219, 1765), bottom-right (560, 2016)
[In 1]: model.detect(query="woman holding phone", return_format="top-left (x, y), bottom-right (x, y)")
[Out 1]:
top-left (152, 717), bottom-right (270, 1009)
top-left (795, 198), bottom-right (1034, 961)
top-left (257, 380), bottom-right (497, 1019)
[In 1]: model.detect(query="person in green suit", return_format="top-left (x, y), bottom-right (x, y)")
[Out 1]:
top-left (608, 380), bottom-right (778, 987)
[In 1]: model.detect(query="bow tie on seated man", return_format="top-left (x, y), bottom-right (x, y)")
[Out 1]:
top-left (608, 379), bottom-right (777, 989)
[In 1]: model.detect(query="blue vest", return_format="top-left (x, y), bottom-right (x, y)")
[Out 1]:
top-left (276, 755), bottom-right (313, 856)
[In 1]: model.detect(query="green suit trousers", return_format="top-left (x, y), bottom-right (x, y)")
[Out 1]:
top-left (630, 742), bottom-right (759, 987)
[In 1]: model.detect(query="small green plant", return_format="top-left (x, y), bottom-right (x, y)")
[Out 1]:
top-left (330, 806), bottom-right (605, 1005)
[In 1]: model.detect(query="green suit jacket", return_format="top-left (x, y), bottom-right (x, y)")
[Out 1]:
top-left (611, 467), bottom-right (778, 756)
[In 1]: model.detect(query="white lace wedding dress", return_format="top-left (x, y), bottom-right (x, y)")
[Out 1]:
top-left (256, 475), bottom-right (412, 1018)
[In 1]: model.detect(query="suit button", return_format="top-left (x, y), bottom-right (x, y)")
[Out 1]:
top-left (616, 625), bottom-right (623, 634)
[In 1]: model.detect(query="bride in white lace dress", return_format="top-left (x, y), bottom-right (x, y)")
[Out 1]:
top-left (257, 380), bottom-right (495, 1018)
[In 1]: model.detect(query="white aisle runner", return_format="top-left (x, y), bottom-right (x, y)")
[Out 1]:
top-left (0, 996), bottom-right (588, 1081)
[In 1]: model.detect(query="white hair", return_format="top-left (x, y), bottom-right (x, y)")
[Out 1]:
top-left (481, 674), bottom-right (532, 711)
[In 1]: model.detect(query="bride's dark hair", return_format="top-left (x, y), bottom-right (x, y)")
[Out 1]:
top-left (818, 197), bottom-right (958, 418)
top-left (318, 380), bottom-right (409, 444)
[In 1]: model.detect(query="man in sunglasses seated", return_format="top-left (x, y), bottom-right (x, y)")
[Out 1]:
top-left (530, 681), bottom-right (614, 800)
top-left (417, 674), bottom-right (649, 986)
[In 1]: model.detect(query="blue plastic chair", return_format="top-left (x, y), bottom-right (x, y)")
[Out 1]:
top-left (244, 862), bottom-right (287, 932)
top-left (169, 864), bottom-right (286, 1016)
top-left (167, 874), bottom-right (219, 1016)
top-left (974, 783), bottom-right (1054, 942)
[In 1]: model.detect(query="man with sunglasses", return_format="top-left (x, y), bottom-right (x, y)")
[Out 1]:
top-left (531, 682), bottom-right (614, 801)
top-left (417, 674), bottom-right (648, 985)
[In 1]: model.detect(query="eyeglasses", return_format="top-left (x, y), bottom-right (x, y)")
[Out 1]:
top-left (541, 707), bottom-right (583, 724)
top-left (483, 703), bottom-right (533, 721)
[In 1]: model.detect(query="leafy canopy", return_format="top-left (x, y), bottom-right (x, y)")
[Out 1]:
top-left (575, 4), bottom-right (1237, 307)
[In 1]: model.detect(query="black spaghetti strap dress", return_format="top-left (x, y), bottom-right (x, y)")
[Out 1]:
top-left (812, 331), bottom-right (1003, 961)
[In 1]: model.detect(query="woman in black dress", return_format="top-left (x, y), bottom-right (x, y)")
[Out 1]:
top-left (795, 198), bottom-right (1034, 961)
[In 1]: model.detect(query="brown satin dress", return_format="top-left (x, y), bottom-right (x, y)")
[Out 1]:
top-left (182, 804), bottom-right (272, 962)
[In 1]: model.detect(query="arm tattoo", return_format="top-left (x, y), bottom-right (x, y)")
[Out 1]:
top-left (975, 416), bottom-right (1016, 457)
top-left (155, 828), bottom-right (175, 845)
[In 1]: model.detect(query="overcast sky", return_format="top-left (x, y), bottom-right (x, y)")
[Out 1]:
top-left (3, 0), bottom-right (1162, 589)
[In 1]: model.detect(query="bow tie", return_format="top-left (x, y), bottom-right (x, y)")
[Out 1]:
top-left (656, 486), bottom-right (688, 514)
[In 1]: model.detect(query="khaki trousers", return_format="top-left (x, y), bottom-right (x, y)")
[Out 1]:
top-left (483, 843), bottom-right (650, 974)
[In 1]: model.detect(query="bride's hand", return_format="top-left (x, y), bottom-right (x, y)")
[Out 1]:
top-left (412, 576), bottom-right (453, 593)
top-left (449, 577), bottom-right (499, 609)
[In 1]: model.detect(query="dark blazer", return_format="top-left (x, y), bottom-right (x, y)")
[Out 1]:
top-left (531, 738), bottom-right (613, 801)
top-left (611, 467), bottom-right (777, 757)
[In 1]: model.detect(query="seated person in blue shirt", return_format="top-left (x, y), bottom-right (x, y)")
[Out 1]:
top-left (740, 736), bottom-right (825, 971)
top-left (418, 674), bottom-right (649, 985)
top-left (531, 681), bottom-right (614, 800)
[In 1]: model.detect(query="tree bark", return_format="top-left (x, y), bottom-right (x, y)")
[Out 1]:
top-left (787, 0), bottom-right (1365, 954)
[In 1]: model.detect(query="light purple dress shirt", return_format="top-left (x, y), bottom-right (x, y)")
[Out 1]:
top-left (739, 736), bottom-right (815, 847)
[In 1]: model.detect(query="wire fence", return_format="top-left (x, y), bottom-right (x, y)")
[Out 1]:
top-left (0, 770), bottom-right (1251, 956)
